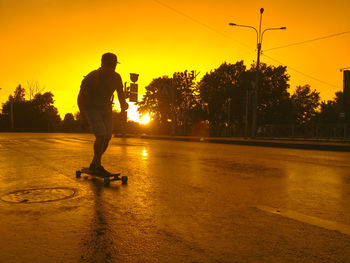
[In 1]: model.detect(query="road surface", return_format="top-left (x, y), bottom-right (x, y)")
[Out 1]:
top-left (0, 133), bottom-right (349, 262)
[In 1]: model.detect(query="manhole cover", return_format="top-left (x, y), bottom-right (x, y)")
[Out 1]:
top-left (1, 187), bottom-right (76, 203)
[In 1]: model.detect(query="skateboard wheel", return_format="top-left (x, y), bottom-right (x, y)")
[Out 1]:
top-left (76, 171), bottom-right (81, 178)
top-left (104, 177), bottom-right (111, 187)
top-left (121, 176), bottom-right (128, 184)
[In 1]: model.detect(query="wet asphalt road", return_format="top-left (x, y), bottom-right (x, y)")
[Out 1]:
top-left (0, 133), bottom-right (350, 263)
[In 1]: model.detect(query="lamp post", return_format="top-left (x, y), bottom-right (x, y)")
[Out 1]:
top-left (229, 8), bottom-right (286, 137)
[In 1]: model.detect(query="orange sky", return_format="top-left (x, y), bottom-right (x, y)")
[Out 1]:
top-left (1, 0), bottom-right (349, 121)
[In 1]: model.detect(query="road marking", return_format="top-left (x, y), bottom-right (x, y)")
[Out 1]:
top-left (256, 205), bottom-right (350, 236)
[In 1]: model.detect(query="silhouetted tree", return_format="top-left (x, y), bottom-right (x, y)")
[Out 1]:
top-left (27, 80), bottom-right (44, 100)
top-left (253, 63), bottom-right (292, 126)
top-left (138, 71), bottom-right (199, 135)
top-left (171, 70), bottom-right (198, 135)
top-left (198, 61), bottom-right (247, 135)
top-left (31, 92), bottom-right (61, 130)
top-left (1, 86), bottom-right (61, 131)
top-left (136, 61), bottom-right (334, 137)
top-left (291, 85), bottom-right (320, 124)
top-left (62, 113), bottom-right (76, 131)
top-left (137, 76), bottom-right (172, 133)
top-left (13, 85), bottom-right (26, 102)
top-left (316, 91), bottom-right (344, 124)
top-left (2, 86), bottom-right (32, 129)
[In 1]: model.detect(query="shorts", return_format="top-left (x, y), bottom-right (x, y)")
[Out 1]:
top-left (83, 109), bottom-right (113, 138)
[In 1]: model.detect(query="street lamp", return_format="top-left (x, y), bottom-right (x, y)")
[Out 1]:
top-left (229, 8), bottom-right (286, 138)
top-left (340, 67), bottom-right (350, 72)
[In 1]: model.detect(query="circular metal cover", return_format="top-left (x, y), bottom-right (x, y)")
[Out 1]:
top-left (1, 187), bottom-right (76, 204)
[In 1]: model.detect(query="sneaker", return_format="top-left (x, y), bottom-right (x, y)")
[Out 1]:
top-left (95, 165), bottom-right (111, 176)
top-left (89, 163), bottom-right (96, 171)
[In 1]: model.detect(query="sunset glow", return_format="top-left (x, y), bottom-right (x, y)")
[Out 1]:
top-left (140, 114), bottom-right (151, 125)
top-left (124, 102), bottom-right (141, 123)
top-left (0, 0), bottom-right (349, 118)
top-left (115, 101), bottom-right (151, 124)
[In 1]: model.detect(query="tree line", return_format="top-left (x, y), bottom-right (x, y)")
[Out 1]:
top-left (137, 61), bottom-right (347, 137)
top-left (0, 85), bottom-right (130, 133)
top-left (0, 60), bottom-right (347, 137)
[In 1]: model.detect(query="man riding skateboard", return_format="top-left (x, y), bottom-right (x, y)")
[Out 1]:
top-left (78, 52), bottom-right (128, 174)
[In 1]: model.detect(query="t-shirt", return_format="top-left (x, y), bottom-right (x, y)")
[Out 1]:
top-left (78, 68), bottom-right (125, 111)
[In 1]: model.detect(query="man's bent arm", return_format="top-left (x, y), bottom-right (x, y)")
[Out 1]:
top-left (116, 77), bottom-right (128, 110)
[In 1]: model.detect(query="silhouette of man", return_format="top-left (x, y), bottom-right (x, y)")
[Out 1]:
top-left (78, 52), bottom-right (128, 174)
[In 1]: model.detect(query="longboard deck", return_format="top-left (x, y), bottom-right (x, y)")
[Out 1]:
top-left (80, 167), bottom-right (120, 177)
top-left (76, 167), bottom-right (127, 186)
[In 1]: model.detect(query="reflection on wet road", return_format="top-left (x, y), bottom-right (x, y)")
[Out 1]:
top-left (0, 133), bottom-right (350, 262)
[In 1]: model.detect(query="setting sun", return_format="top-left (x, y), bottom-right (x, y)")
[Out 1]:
top-left (140, 114), bottom-right (151, 125)
top-left (125, 102), bottom-right (140, 123)
top-left (113, 101), bottom-right (151, 124)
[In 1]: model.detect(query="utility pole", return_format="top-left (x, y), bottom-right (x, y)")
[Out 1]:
top-left (229, 8), bottom-right (286, 138)
top-left (251, 8), bottom-right (264, 138)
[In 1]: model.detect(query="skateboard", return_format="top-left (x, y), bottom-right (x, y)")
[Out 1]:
top-left (76, 167), bottom-right (128, 186)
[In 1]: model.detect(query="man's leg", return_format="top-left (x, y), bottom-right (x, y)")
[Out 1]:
top-left (92, 135), bottom-right (106, 167)
top-left (83, 109), bottom-right (107, 170)
top-left (92, 135), bottom-right (111, 166)
top-left (101, 135), bottom-right (111, 153)
top-left (100, 109), bottom-right (113, 158)
top-left (89, 109), bottom-right (113, 172)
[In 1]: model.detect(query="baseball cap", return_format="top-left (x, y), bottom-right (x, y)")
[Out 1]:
top-left (101, 52), bottom-right (120, 65)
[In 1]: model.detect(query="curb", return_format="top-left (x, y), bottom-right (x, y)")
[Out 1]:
top-left (139, 135), bottom-right (350, 152)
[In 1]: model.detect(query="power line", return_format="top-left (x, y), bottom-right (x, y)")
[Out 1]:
top-left (152, 0), bottom-right (253, 51)
top-left (262, 53), bottom-right (341, 89)
top-left (264, 31), bottom-right (350, 52)
top-left (152, 0), bottom-right (341, 89)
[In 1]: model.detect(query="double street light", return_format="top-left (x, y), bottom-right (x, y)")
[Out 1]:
top-left (229, 8), bottom-right (286, 138)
